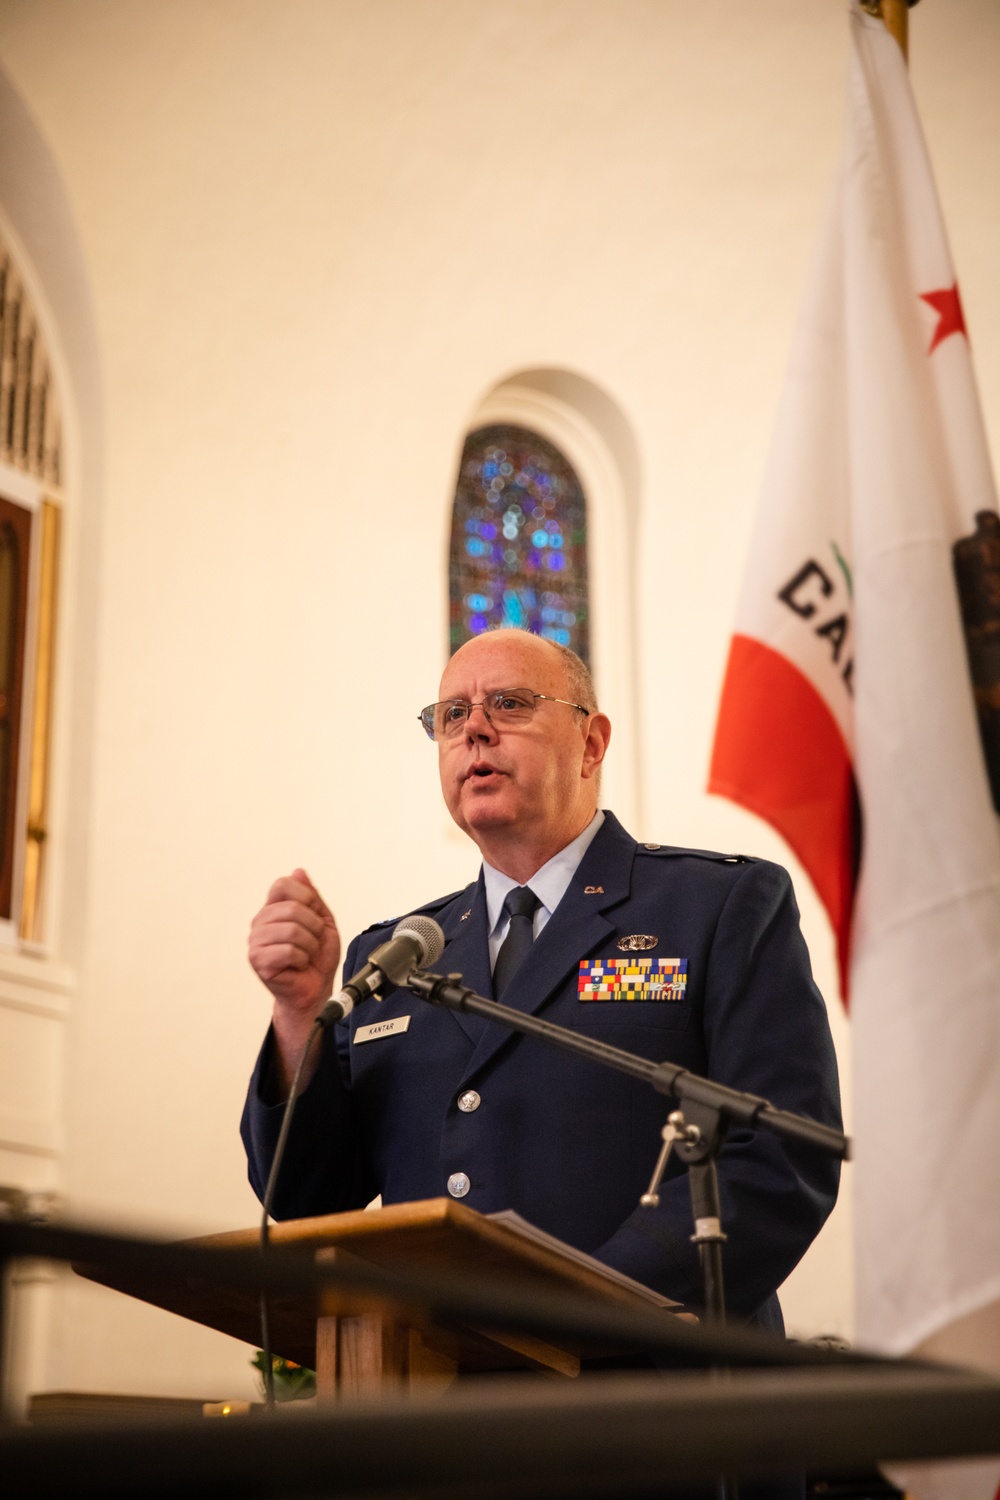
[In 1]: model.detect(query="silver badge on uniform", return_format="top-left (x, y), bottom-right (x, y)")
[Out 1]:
top-left (354, 1015), bottom-right (411, 1044)
top-left (617, 933), bottom-right (658, 952)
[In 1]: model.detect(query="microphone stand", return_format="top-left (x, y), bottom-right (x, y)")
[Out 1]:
top-left (406, 967), bottom-right (850, 1330)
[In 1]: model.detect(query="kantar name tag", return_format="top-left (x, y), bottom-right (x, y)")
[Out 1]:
top-left (354, 1015), bottom-right (412, 1044)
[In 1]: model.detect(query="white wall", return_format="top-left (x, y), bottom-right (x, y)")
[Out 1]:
top-left (0, 0), bottom-right (996, 1400)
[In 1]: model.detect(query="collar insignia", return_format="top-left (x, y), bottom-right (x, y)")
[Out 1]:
top-left (459, 909), bottom-right (472, 921)
top-left (584, 885), bottom-right (604, 895)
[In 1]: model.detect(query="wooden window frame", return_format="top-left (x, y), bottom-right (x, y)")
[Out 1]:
top-left (0, 459), bottom-right (56, 946)
top-left (0, 489), bottom-right (32, 918)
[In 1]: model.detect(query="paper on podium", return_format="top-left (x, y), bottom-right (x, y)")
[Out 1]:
top-left (486, 1210), bottom-right (678, 1308)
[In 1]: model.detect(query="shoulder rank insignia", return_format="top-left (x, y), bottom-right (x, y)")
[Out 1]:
top-left (579, 958), bottom-right (688, 1002)
top-left (617, 933), bottom-right (658, 952)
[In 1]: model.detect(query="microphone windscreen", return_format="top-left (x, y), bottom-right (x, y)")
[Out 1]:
top-left (392, 913), bottom-right (445, 965)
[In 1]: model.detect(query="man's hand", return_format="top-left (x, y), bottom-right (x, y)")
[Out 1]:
top-left (248, 869), bottom-right (341, 1096)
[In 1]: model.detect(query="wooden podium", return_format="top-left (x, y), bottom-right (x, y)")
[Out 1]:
top-left (80, 1198), bottom-right (682, 1401)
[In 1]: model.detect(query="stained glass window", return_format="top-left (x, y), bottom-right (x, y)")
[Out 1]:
top-left (448, 424), bottom-right (590, 664)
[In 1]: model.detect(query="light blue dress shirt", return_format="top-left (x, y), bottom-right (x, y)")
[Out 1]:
top-left (483, 809), bottom-right (606, 974)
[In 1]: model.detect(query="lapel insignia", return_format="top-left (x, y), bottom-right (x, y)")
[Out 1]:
top-left (584, 885), bottom-right (604, 894)
top-left (578, 958), bottom-right (688, 1002)
top-left (617, 933), bottom-right (658, 952)
top-left (459, 909), bottom-right (472, 921)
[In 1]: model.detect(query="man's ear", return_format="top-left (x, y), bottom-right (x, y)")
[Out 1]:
top-left (580, 713), bottom-right (612, 780)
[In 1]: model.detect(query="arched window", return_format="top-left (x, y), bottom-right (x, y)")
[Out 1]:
top-left (0, 234), bottom-right (62, 941)
top-left (448, 423), bottom-right (590, 664)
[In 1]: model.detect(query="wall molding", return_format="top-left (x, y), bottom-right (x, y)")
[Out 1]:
top-left (0, 1109), bottom-right (60, 1158)
top-left (0, 949), bottom-right (74, 1019)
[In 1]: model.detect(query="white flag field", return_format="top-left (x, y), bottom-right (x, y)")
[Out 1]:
top-left (710, 5), bottom-right (1000, 1493)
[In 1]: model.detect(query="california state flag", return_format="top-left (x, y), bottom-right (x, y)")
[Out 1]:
top-left (710, 5), bottom-right (1000, 1493)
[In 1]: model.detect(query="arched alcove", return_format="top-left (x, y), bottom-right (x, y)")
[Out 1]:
top-left (0, 62), bottom-right (104, 964)
top-left (455, 369), bottom-right (642, 831)
top-left (0, 59), bottom-right (104, 1411)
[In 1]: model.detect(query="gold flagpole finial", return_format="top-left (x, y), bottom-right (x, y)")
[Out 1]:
top-left (860, 0), bottom-right (920, 63)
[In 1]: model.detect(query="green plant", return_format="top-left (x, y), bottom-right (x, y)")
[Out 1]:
top-left (250, 1351), bottom-right (317, 1402)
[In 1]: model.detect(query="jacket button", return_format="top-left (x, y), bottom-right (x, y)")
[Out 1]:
top-left (447, 1172), bottom-right (470, 1198)
top-left (457, 1090), bottom-right (481, 1113)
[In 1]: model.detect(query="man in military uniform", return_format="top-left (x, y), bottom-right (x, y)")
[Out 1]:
top-left (242, 629), bottom-right (841, 1325)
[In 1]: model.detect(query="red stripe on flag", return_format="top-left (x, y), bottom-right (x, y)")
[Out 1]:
top-left (708, 634), bottom-right (859, 1002)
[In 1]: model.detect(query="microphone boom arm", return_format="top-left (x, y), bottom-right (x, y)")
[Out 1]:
top-left (406, 968), bottom-right (849, 1162)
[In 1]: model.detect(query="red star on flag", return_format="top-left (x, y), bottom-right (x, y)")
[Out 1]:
top-left (919, 282), bottom-right (967, 353)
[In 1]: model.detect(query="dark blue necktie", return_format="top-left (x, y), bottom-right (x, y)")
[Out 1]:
top-left (492, 886), bottom-right (541, 1000)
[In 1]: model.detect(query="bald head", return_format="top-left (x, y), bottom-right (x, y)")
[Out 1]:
top-left (444, 631), bottom-right (597, 711)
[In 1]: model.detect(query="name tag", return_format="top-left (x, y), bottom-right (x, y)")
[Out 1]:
top-left (578, 958), bottom-right (688, 1002)
top-left (354, 1015), bottom-right (412, 1044)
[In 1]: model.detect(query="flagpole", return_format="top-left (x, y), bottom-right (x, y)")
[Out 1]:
top-left (861, 0), bottom-right (920, 61)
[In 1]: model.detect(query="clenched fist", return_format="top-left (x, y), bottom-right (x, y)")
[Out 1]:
top-left (248, 868), bottom-right (341, 1095)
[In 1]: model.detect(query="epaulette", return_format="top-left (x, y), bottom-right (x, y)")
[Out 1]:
top-left (356, 887), bottom-right (469, 937)
top-left (635, 843), bottom-right (754, 864)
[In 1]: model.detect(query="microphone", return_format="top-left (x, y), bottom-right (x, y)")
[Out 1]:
top-left (318, 914), bottom-right (445, 1026)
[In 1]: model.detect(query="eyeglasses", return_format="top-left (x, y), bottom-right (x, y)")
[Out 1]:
top-left (418, 687), bottom-right (591, 742)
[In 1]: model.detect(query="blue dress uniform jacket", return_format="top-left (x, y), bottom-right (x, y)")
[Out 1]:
top-left (241, 812), bottom-right (841, 1322)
